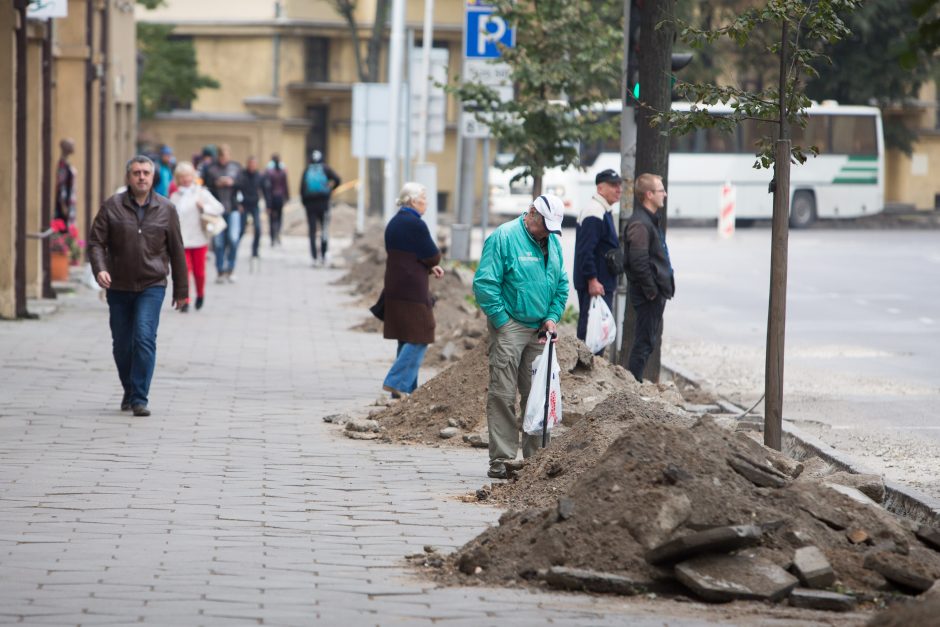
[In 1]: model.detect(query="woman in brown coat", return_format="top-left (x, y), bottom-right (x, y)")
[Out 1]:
top-left (381, 182), bottom-right (444, 398)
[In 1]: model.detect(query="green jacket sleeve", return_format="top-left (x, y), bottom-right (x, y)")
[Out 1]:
top-left (546, 239), bottom-right (569, 323)
top-left (473, 232), bottom-right (510, 328)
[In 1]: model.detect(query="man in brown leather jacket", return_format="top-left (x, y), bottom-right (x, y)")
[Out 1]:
top-left (88, 155), bottom-right (188, 416)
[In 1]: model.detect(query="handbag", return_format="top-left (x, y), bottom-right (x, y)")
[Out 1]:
top-left (604, 246), bottom-right (625, 276)
top-left (369, 290), bottom-right (385, 321)
top-left (201, 213), bottom-right (227, 236)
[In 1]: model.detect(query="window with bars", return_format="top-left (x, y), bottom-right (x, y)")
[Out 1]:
top-left (305, 37), bottom-right (329, 83)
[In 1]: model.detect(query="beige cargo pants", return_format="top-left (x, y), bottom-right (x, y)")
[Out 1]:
top-left (486, 318), bottom-right (551, 472)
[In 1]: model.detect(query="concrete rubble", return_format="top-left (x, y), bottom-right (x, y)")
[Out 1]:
top-left (674, 554), bottom-right (799, 602)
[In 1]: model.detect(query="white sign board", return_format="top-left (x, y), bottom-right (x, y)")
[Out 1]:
top-left (460, 60), bottom-right (512, 139)
top-left (409, 47), bottom-right (449, 154)
top-left (27, 0), bottom-right (68, 19)
top-left (351, 83), bottom-right (408, 159)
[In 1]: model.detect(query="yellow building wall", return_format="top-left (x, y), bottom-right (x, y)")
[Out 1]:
top-left (0, 1), bottom-right (16, 318)
top-left (192, 36), bottom-right (275, 114)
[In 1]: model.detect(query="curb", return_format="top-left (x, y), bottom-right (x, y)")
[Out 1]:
top-left (661, 359), bottom-right (940, 527)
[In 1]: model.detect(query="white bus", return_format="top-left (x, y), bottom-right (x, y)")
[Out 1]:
top-left (491, 101), bottom-right (885, 228)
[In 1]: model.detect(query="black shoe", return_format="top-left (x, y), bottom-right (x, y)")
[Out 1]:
top-left (121, 392), bottom-right (131, 412)
top-left (487, 465), bottom-right (508, 480)
top-left (179, 303), bottom-right (189, 313)
top-left (195, 296), bottom-right (204, 311)
top-left (132, 405), bottom-right (150, 417)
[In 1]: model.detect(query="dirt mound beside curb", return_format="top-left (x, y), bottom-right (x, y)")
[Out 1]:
top-left (443, 416), bottom-right (940, 598)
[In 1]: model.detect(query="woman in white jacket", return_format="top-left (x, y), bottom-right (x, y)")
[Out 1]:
top-left (170, 161), bottom-right (224, 312)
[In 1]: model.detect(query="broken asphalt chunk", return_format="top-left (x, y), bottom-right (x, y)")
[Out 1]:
top-left (675, 554), bottom-right (798, 603)
top-left (542, 566), bottom-right (645, 595)
top-left (788, 588), bottom-right (857, 612)
top-left (727, 453), bottom-right (789, 488)
top-left (645, 524), bottom-right (762, 565)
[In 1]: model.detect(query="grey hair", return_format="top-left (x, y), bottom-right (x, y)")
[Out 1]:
top-left (173, 161), bottom-right (195, 183)
top-left (396, 182), bottom-right (427, 208)
top-left (125, 155), bottom-right (154, 174)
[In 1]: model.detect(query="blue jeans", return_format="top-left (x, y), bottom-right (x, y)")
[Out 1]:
top-left (106, 286), bottom-right (165, 407)
top-left (383, 342), bottom-right (428, 394)
top-left (213, 211), bottom-right (241, 274)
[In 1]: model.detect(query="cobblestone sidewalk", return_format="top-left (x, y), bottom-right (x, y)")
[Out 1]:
top-left (0, 235), bottom-right (843, 626)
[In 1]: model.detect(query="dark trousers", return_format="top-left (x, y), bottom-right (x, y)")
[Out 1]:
top-left (576, 287), bottom-right (614, 345)
top-left (304, 198), bottom-right (330, 259)
top-left (106, 286), bottom-right (165, 407)
top-left (268, 196), bottom-right (284, 245)
top-left (628, 288), bottom-right (666, 382)
top-left (242, 202), bottom-right (261, 257)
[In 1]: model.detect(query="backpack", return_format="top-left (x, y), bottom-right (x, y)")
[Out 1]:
top-left (304, 164), bottom-right (329, 195)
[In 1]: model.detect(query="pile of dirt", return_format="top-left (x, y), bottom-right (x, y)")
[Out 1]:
top-left (440, 414), bottom-right (940, 604)
top-left (364, 328), bottom-right (683, 448)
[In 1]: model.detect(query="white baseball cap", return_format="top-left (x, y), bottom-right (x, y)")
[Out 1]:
top-left (532, 194), bottom-right (565, 235)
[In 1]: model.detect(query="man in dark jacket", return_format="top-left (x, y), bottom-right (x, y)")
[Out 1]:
top-left (202, 144), bottom-right (242, 282)
top-left (574, 168), bottom-right (622, 350)
top-left (88, 155), bottom-right (188, 417)
top-left (300, 150), bottom-right (341, 267)
top-left (236, 156), bottom-right (265, 260)
top-left (625, 172), bottom-right (675, 382)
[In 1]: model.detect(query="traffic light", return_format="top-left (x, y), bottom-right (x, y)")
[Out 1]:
top-left (626, 1), bottom-right (641, 101)
top-left (632, 53), bottom-right (694, 100)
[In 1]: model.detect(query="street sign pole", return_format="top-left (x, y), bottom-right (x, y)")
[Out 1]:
top-left (385, 0), bottom-right (406, 222)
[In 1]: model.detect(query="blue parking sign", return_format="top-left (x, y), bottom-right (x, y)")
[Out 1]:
top-left (465, 4), bottom-right (514, 59)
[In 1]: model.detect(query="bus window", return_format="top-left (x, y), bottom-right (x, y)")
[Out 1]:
top-left (831, 115), bottom-right (877, 156)
top-left (702, 126), bottom-right (738, 153)
top-left (740, 118), bottom-right (777, 154)
top-left (792, 115), bottom-right (830, 154)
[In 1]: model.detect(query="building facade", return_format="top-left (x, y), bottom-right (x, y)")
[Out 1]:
top-left (0, 0), bottom-right (137, 319)
top-left (137, 0), bottom-right (469, 211)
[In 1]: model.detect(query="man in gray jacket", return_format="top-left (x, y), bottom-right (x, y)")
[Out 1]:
top-left (88, 155), bottom-right (188, 416)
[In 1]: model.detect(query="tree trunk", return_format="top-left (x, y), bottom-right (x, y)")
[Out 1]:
top-left (619, 0), bottom-right (675, 381)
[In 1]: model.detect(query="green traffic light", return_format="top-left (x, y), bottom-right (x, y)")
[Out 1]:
top-left (633, 83), bottom-right (640, 99)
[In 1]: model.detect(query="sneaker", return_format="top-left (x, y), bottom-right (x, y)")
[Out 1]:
top-left (382, 384), bottom-right (408, 399)
top-left (226, 274), bottom-right (237, 283)
top-left (131, 405), bottom-right (150, 417)
top-left (215, 275), bottom-right (226, 284)
top-left (179, 303), bottom-right (189, 313)
top-left (120, 392), bottom-right (131, 412)
top-left (195, 296), bottom-right (204, 311)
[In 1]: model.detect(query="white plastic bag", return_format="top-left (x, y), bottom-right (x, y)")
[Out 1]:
top-left (523, 340), bottom-right (563, 435)
top-left (584, 295), bottom-right (616, 354)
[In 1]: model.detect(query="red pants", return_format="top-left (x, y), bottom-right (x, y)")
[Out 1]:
top-left (184, 246), bottom-right (208, 298)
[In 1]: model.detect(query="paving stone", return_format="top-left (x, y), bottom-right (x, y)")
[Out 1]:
top-left (645, 524), bottom-right (763, 565)
top-left (788, 587), bottom-right (857, 612)
top-left (675, 554), bottom-right (799, 603)
top-left (791, 545), bottom-right (836, 588)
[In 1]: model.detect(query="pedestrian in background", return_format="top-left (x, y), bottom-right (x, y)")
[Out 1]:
top-left (171, 161), bottom-right (224, 312)
top-left (203, 144), bottom-right (243, 282)
top-left (472, 194), bottom-right (569, 479)
top-left (155, 145), bottom-right (175, 197)
top-left (573, 168), bottom-right (622, 351)
top-left (300, 150), bottom-right (340, 267)
top-left (381, 182), bottom-right (444, 399)
top-left (624, 173), bottom-right (674, 382)
top-left (236, 155), bottom-right (265, 262)
top-left (88, 155), bottom-right (188, 417)
top-left (55, 138), bottom-right (77, 226)
top-left (263, 153), bottom-right (289, 247)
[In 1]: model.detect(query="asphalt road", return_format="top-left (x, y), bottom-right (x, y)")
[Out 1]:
top-left (662, 226), bottom-right (940, 499)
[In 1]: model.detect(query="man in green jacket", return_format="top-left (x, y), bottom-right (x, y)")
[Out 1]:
top-left (473, 194), bottom-right (569, 479)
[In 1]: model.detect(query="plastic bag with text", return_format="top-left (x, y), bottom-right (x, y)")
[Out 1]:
top-left (584, 296), bottom-right (616, 354)
top-left (523, 340), bottom-right (563, 435)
